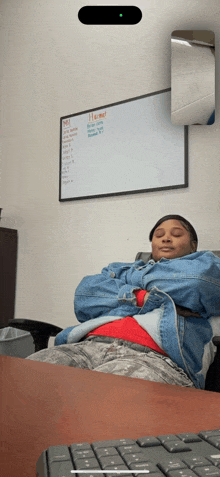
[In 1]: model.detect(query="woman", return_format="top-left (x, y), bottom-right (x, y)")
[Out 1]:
top-left (26, 215), bottom-right (220, 389)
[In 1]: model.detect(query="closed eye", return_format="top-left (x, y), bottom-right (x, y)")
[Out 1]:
top-left (154, 231), bottom-right (183, 238)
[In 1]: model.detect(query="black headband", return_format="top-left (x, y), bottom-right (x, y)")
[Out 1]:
top-left (149, 215), bottom-right (198, 243)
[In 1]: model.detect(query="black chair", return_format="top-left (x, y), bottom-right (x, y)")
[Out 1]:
top-left (8, 250), bottom-right (220, 392)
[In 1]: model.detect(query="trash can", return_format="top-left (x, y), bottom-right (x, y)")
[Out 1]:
top-left (0, 327), bottom-right (35, 358)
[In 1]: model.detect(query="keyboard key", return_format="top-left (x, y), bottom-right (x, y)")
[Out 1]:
top-left (137, 437), bottom-right (161, 447)
top-left (75, 474), bottom-right (105, 477)
top-left (103, 473), bottom-right (131, 477)
top-left (176, 434), bottom-right (202, 443)
top-left (95, 447), bottom-right (119, 458)
top-left (207, 438), bottom-right (220, 449)
top-left (76, 474), bottom-right (105, 477)
top-left (50, 460), bottom-right (74, 477)
top-left (183, 457), bottom-right (211, 470)
top-left (117, 444), bottom-right (144, 455)
top-left (134, 474), bottom-right (160, 477)
top-left (129, 461), bottom-right (159, 473)
top-left (47, 445), bottom-right (71, 463)
top-left (74, 457), bottom-right (101, 470)
top-left (158, 458), bottom-right (188, 474)
top-left (92, 439), bottom-right (135, 449)
top-left (133, 473), bottom-right (164, 477)
top-left (123, 453), bottom-right (149, 466)
top-left (199, 432), bottom-right (220, 440)
top-left (138, 474), bottom-right (165, 477)
top-left (158, 436), bottom-right (181, 444)
top-left (72, 449), bottom-right (95, 460)
top-left (103, 464), bottom-right (131, 477)
top-left (193, 466), bottom-right (220, 477)
top-left (163, 442), bottom-right (192, 453)
top-left (71, 443), bottom-right (92, 451)
top-left (168, 470), bottom-right (198, 477)
top-left (104, 464), bottom-right (130, 469)
top-left (98, 455), bottom-right (125, 468)
top-left (207, 455), bottom-right (220, 466)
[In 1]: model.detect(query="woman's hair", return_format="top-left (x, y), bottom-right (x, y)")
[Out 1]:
top-left (149, 214), bottom-right (198, 245)
top-left (178, 220), bottom-right (197, 244)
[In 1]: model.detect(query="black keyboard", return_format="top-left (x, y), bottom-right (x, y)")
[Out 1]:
top-left (36, 430), bottom-right (220, 477)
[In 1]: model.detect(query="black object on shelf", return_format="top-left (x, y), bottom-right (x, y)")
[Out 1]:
top-left (0, 227), bottom-right (18, 328)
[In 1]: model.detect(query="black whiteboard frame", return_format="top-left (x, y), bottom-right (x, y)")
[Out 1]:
top-left (59, 88), bottom-right (188, 202)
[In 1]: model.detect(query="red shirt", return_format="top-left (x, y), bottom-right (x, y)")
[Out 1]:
top-left (86, 289), bottom-right (168, 356)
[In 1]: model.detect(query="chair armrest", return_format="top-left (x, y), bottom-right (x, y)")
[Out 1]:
top-left (213, 336), bottom-right (220, 347)
top-left (8, 319), bottom-right (63, 353)
top-left (135, 252), bottom-right (151, 263)
top-left (205, 336), bottom-right (220, 392)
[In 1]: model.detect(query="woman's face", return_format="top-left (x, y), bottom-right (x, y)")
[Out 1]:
top-left (151, 219), bottom-right (197, 262)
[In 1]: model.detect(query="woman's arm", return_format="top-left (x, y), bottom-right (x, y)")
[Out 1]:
top-left (142, 253), bottom-right (220, 318)
top-left (74, 262), bottom-right (144, 323)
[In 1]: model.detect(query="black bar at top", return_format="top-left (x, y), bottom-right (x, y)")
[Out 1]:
top-left (78, 6), bottom-right (142, 25)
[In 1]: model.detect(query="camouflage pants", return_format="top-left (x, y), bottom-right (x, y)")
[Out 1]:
top-left (26, 335), bottom-right (195, 388)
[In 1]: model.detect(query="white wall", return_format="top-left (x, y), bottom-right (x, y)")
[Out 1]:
top-left (1, 0), bottom-right (220, 344)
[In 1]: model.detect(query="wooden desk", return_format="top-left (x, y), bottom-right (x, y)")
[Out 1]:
top-left (1, 355), bottom-right (220, 477)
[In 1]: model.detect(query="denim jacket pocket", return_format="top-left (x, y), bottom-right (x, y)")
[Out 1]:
top-left (177, 314), bottom-right (185, 348)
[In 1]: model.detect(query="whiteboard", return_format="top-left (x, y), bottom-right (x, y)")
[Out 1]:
top-left (59, 89), bottom-right (188, 201)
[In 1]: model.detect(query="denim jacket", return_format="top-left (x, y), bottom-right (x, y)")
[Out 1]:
top-left (67, 251), bottom-right (220, 389)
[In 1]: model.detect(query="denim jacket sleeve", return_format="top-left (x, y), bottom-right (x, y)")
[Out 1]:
top-left (141, 252), bottom-right (220, 319)
top-left (74, 252), bottom-right (220, 324)
top-left (74, 261), bottom-right (145, 323)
